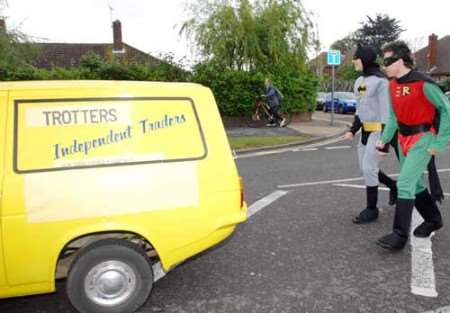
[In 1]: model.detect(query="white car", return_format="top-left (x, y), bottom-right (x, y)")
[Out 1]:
top-left (445, 91), bottom-right (450, 100)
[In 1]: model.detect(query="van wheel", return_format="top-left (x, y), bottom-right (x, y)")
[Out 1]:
top-left (67, 239), bottom-right (153, 313)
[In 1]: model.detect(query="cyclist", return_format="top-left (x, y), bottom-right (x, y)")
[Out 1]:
top-left (264, 78), bottom-right (286, 127)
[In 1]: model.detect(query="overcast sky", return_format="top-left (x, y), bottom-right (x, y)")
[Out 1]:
top-left (3, 0), bottom-right (450, 63)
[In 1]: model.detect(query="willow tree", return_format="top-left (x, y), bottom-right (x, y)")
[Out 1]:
top-left (0, 1), bottom-right (40, 80)
top-left (181, 0), bottom-right (319, 116)
top-left (181, 0), bottom-right (316, 71)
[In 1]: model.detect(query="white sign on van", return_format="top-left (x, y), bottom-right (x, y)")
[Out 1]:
top-left (25, 104), bottom-right (131, 127)
top-left (25, 161), bottom-right (199, 223)
top-left (16, 98), bottom-right (205, 173)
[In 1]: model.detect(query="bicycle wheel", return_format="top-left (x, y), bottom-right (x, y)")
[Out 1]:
top-left (280, 113), bottom-right (292, 127)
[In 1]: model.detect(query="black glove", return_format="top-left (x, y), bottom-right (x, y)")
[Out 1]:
top-left (349, 115), bottom-right (362, 135)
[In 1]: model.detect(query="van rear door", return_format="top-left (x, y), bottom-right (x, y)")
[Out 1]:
top-left (0, 91), bottom-right (8, 287)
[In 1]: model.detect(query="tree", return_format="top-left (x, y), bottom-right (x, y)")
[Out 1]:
top-left (354, 14), bottom-right (404, 53)
top-left (440, 76), bottom-right (450, 92)
top-left (331, 34), bottom-right (355, 53)
top-left (181, 0), bottom-right (320, 116)
top-left (0, 1), bottom-right (40, 78)
top-left (338, 63), bottom-right (359, 81)
top-left (181, 0), bottom-right (316, 71)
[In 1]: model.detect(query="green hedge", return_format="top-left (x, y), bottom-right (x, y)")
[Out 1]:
top-left (191, 61), bottom-right (319, 116)
top-left (439, 76), bottom-right (450, 92)
top-left (0, 53), bottom-right (190, 82)
top-left (0, 53), bottom-right (319, 116)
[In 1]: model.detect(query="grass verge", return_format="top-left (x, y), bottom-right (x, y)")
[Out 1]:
top-left (228, 135), bottom-right (311, 150)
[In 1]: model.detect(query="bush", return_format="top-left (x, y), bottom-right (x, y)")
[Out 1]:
top-left (191, 62), bottom-right (262, 116)
top-left (0, 52), bottom-right (191, 82)
top-left (439, 76), bottom-right (450, 92)
top-left (273, 66), bottom-right (319, 114)
top-left (1, 52), bottom-right (318, 116)
top-left (191, 61), bottom-right (318, 116)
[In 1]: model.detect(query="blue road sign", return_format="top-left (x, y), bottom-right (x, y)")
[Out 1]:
top-left (327, 50), bottom-right (341, 65)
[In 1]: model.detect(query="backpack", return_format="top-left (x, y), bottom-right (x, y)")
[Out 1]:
top-left (275, 87), bottom-right (284, 102)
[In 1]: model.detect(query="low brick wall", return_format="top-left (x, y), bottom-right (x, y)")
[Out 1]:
top-left (290, 112), bottom-right (312, 122)
top-left (221, 116), bottom-right (249, 127)
top-left (221, 112), bottom-right (312, 127)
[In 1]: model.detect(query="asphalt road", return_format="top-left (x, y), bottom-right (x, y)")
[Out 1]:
top-left (2, 124), bottom-right (450, 313)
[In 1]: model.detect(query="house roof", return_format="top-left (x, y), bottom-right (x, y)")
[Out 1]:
top-left (0, 80), bottom-right (202, 91)
top-left (415, 35), bottom-right (450, 75)
top-left (33, 42), bottom-right (161, 68)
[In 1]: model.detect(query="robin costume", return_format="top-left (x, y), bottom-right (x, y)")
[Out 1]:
top-left (377, 70), bottom-right (450, 250)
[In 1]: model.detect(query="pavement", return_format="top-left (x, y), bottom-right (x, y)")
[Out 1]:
top-left (227, 111), bottom-right (353, 154)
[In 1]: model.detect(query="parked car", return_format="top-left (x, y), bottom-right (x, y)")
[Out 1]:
top-left (323, 91), bottom-right (357, 114)
top-left (315, 92), bottom-right (327, 110)
top-left (445, 91), bottom-right (450, 100)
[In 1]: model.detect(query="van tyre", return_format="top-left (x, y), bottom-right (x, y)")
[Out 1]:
top-left (67, 239), bottom-right (153, 313)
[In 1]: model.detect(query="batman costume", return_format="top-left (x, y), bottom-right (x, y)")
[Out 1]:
top-left (350, 46), bottom-right (397, 224)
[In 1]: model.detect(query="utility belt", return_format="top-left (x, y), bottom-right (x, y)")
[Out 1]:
top-left (398, 122), bottom-right (432, 136)
top-left (362, 122), bottom-right (382, 132)
top-left (361, 122), bottom-right (383, 146)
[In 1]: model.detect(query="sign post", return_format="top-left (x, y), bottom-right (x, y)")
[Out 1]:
top-left (327, 50), bottom-right (341, 126)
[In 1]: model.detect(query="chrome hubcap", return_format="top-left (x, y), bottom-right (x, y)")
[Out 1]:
top-left (84, 260), bottom-right (136, 307)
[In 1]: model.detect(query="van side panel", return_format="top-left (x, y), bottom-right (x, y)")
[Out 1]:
top-left (2, 90), bottom-right (55, 289)
top-left (0, 91), bottom-right (8, 288)
top-left (159, 87), bottom-right (246, 268)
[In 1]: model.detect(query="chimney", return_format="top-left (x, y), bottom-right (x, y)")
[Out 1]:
top-left (112, 20), bottom-right (124, 53)
top-left (427, 33), bottom-right (438, 71)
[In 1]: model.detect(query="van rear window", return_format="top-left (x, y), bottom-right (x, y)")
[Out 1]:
top-left (14, 97), bottom-right (207, 173)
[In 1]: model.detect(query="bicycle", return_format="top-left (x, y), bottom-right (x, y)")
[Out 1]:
top-left (248, 96), bottom-right (292, 128)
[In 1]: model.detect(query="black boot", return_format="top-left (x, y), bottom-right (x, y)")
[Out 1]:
top-left (377, 198), bottom-right (414, 251)
top-left (379, 170), bottom-right (397, 206)
top-left (353, 186), bottom-right (379, 224)
top-left (413, 189), bottom-right (443, 237)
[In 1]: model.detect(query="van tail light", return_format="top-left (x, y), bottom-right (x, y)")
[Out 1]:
top-left (239, 176), bottom-right (245, 208)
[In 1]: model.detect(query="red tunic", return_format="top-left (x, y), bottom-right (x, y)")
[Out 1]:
top-left (389, 80), bottom-right (436, 155)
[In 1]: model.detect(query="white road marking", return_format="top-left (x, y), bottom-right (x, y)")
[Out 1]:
top-left (247, 190), bottom-right (289, 218)
top-left (236, 150), bottom-right (282, 159)
top-left (435, 168), bottom-right (450, 174)
top-left (424, 305), bottom-right (450, 313)
top-left (235, 136), bottom-right (346, 159)
top-left (333, 183), bottom-right (390, 191)
top-left (280, 167), bottom-right (450, 189)
top-left (153, 189), bottom-right (289, 282)
top-left (279, 176), bottom-right (364, 188)
top-left (333, 183), bottom-right (439, 298)
top-left (293, 148), bottom-right (319, 152)
top-left (411, 209), bottom-right (438, 297)
top-left (302, 136), bottom-right (349, 148)
top-left (324, 145), bottom-right (352, 150)
top-left (154, 168), bottom-right (450, 284)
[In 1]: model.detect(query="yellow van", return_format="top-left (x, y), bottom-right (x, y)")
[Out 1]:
top-left (0, 81), bottom-right (247, 313)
